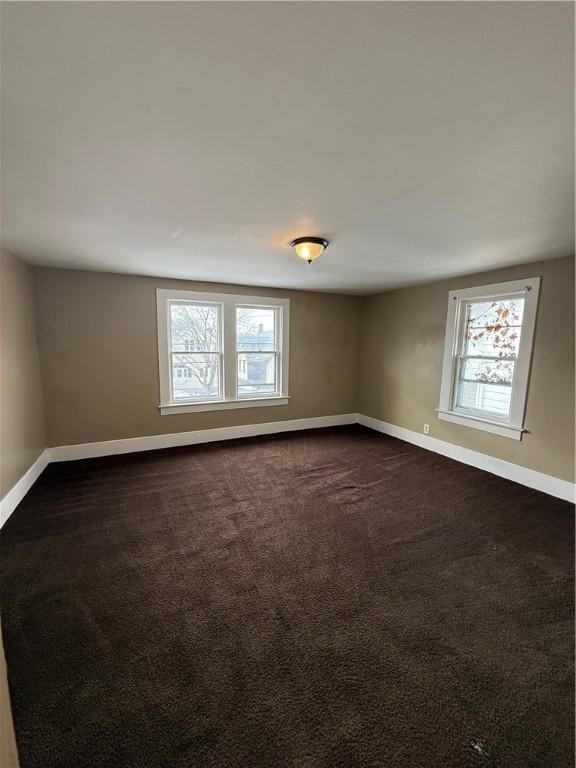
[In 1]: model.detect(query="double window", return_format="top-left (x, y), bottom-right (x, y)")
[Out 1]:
top-left (438, 278), bottom-right (540, 440)
top-left (157, 290), bottom-right (289, 414)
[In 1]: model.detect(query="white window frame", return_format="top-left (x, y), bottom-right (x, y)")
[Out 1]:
top-left (437, 277), bottom-right (540, 440)
top-left (157, 289), bottom-right (290, 415)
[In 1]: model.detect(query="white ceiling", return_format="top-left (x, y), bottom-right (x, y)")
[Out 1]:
top-left (1, 2), bottom-right (574, 295)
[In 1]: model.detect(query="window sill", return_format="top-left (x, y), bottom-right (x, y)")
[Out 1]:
top-left (436, 409), bottom-right (524, 441)
top-left (159, 396), bottom-right (290, 415)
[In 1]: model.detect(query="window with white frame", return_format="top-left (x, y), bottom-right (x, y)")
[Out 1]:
top-left (236, 305), bottom-right (279, 398)
top-left (157, 289), bottom-right (289, 414)
top-left (437, 277), bottom-right (540, 440)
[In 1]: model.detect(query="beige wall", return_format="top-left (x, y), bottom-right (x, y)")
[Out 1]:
top-left (27, 257), bottom-right (576, 483)
top-left (34, 268), bottom-right (361, 446)
top-left (0, 623), bottom-right (19, 768)
top-left (0, 249), bottom-right (46, 499)
top-left (359, 255), bottom-right (575, 483)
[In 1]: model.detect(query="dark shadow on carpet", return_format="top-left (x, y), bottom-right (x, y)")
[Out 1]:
top-left (1, 426), bottom-right (574, 767)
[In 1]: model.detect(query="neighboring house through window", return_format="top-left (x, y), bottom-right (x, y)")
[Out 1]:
top-left (437, 277), bottom-right (540, 440)
top-left (157, 289), bottom-right (289, 414)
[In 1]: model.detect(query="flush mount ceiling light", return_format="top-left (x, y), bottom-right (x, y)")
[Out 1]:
top-left (290, 236), bottom-right (329, 264)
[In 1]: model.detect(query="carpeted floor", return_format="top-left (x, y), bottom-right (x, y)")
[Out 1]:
top-left (1, 426), bottom-right (574, 768)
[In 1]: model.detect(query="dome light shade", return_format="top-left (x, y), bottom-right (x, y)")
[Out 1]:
top-left (290, 236), bottom-right (329, 264)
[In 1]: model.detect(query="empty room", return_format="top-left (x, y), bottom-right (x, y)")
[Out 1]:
top-left (0, 2), bottom-right (574, 767)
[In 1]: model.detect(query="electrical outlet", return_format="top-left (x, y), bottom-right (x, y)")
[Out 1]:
top-left (423, 424), bottom-right (430, 435)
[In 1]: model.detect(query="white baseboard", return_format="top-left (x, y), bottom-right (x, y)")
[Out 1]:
top-left (0, 450), bottom-right (49, 528)
top-left (48, 413), bottom-right (358, 462)
top-left (356, 414), bottom-right (575, 503)
top-left (2, 412), bottom-right (572, 529)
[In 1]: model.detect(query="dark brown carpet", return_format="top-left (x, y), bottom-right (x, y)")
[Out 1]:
top-left (1, 426), bottom-right (574, 768)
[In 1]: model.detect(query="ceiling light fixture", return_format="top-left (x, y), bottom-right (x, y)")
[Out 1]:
top-left (290, 236), bottom-right (329, 264)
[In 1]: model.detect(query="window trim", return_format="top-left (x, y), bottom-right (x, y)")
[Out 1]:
top-left (437, 277), bottom-right (540, 440)
top-left (167, 297), bottom-right (224, 404)
top-left (157, 289), bottom-right (289, 415)
top-left (235, 301), bottom-right (283, 400)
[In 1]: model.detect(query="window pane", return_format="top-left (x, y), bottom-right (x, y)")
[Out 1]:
top-left (463, 297), bottom-right (524, 358)
top-left (455, 358), bottom-right (514, 417)
top-left (236, 307), bottom-right (276, 351)
top-left (170, 303), bottom-right (220, 352)
top-left (237, 352), bottom-right (277, 396)
top-left (172, 353), bottom-right (221, 400)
